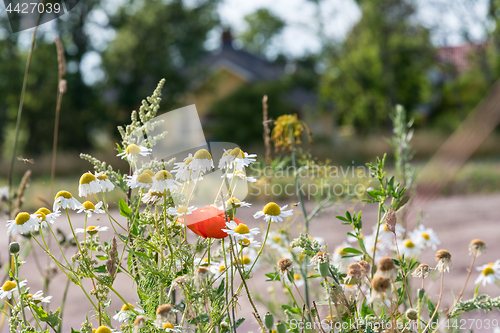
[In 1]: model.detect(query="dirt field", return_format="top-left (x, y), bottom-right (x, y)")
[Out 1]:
top-left (2, 193), bottom-right (500, 332)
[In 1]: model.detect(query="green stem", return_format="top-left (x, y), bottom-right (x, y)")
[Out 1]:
top-left (371, 202), bottom-right (383, 279)
top-left (14, 255), bottom-right (27, 326)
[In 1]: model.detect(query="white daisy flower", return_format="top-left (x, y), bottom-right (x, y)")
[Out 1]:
top-left (332, 242), bottom-right (362, 268)
top-left (151, 170), bottom-right (181, 192)
top-left (224, 170), bottom-right (257, 183)
top-left (113, 303), bottom-right (143, 322)
top-left (372, 223), bottom-right (405, 244)
top-left (27, 290), bottom-right (52, 304)
top-left (237, 238), bottom-right (261, 248)
top-left (126, 172), bottom-right (154, 189)
top-left (117, 144), bottom-right (151, 161)
top-left (267, 231), bottom-right (290, 250)
top-left (167, 205), bottom-right (197, 217)
top-left (221, 197), bottom-right (252, 210)
top-left (53, 190), bottom-right (81, 212)
top-left (409, 225), bottom-right (441, 250)
top-left (159, 322), bottom-right (181, 332)
top-left (363, 235), bottom-right (391, 264)
top-left (171, 154), bottom-right (199, 181)
top-left (253, 202), bottom-right (293, 223)
top-left (222, 221), bottom-right (260, 241)
top-left (399, 239), bottom-right (422, 257)
top-left (76, 201), bottom-right (105, 218)
top-left (218, 148), bottom-right (256, 170)
top-left (32, 211), bottom-right (50, 231)
top-left (291, 272), bottom-right (305, 287)
top-left (475, 261), bottom-right (500, 286)
top-left (209, 262), bottom-right (229, 277)
top-left (35, 207), bottom-right (59, 224)
top-left (78, 172), bottom-right (102, 197)
top-left (142, 190), bottom-right (165, 205)
top-left (190, 149), bottom-right (214, 174)
top-left (0, 279), bottom-right (27, 299)
top-left (75, 225), bottom-right (108, 235)
top-left (6, 212), bottom-right (41, 235)
top-left (95, 172), bottom-right (115, 192)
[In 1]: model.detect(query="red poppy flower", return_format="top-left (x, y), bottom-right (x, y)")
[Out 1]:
top-left (179, 205), bottom-right (242, 239)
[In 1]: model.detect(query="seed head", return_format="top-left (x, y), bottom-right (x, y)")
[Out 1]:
top-left (347, 262), bottom-right (362, 280)
top-left (412, 263), bottom-right (432, 278)
top-left (156, 304), bottom-right (172, 316)
top-left (358, 260), bottom-right (370, 275)
top-left (435, 249), bottom-right (452, 273)
top-left (277, 258), bottom-right (293, 273)
top-left (384, 208), bottom-right (397, 234)
top-left (405, 308), bottom-right (418, 320)
top-left (310, 251), bottom-right (328, 265)
top-left (469, 239), bottom-right (486, 256)
top-left (134, 315), bottom-right (146, 328)
top-left (378, 257), bottom-right (396, 272)
top-left (371, 276), bottom-right (391, 292)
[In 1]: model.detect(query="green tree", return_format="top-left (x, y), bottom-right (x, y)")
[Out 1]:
top-left (320, 0), bottom-right (435, 131)
top-left (238, 8), bottom-right (285, 57)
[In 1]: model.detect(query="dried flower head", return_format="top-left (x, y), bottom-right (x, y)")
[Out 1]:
top-left (412, 263), bottom-right (432, 278)
top-left (376, 257), bottom-right (398, 280)
top-left (156, 304), bottom-right (174, 327)
top-left (134, 315), bottom-right (146, 328)
top-left (347, 262), bottom-right (362, 280)
top-left (358, 260), bottom-right (370, 275)
top-left (469, 239), bottom-right (486, 256)
top-left (435, 249), bottom-right (452, 273)
top-left (310, 251), bottom-right (328, 265)
top-left (369, 275), bottom-right (392, 304)
top-left (384, 208), bottom-right (397, 234)
top-left (172, 275), bottom-right (189, 289)
top-left (195, 266), bottom-right (210, 284)
top-left (277, 258), bottom-right (293, 286)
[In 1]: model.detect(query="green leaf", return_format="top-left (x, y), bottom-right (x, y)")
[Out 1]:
top-left (281, 304), bottom-right (301, 314)
top-left (346, 211), bottom-right (352, 222)
top-left (336, 215), bottom-right (349, 222)
top-left (395, 196), bottom-right (410, 211)
top-left (235, 318), bottom-right (245, 328)
top-left (474, 284), bottom-right (480, 297)
top-left (118, 198), bottom-right (131, 218)
top-left (71, 329), bottom-right (80, 333)
top-left (342, 247), bottom-right (363, 255)
top-left (32, 305), bottom-right (61, 328)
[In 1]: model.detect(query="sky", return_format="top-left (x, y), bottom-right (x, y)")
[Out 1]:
top-left (2, 0), bottom-right (493, 85)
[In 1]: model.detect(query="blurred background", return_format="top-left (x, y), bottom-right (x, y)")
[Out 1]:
top-left (1, 0), bottom-right (500, 197)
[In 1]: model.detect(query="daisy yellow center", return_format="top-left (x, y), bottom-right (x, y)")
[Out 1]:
top-left (421, 233), bottom-right (430, 240)
top-left (272, 236), bottom-right (282, 243)
top-left (126, 144), bottom-right (141, 155)
top-left (176, 206), bottom-right (189, 214)
top-left (163, 322), bottom-right (174, 329)
top-left (483, 267), bottom-right (495, 276)
top-left (155, 170), bottom-right (173, 180)
top-left (383, 224), bottom-right (390, 232)
top-left (55, 190), bottom-right (72, 200)
top-left (488, 263), bottom-right (494, 267)
top-left (229, 148), bottom-right (244, 159)
top-left (234, 224), bottom-right (250, 234)
top-left (79, 172), bottom-right (96, 185)
top-left (137, 173), bottom-right (153, 184)
top-left (87, 226), bottom-right (98, 235)
top-left (234, 170), bottom-right (246, 177)
top-left (242, 255), bottom-right (251, 265)
top-left (338, 248), bottom-right (348, 255)
top-left (120, 303), bottom-right (134, 311)
top-left (219, 265), bottom-right (225, 272)
top-left (184, 157), bottom-right (193, 165)
top-left (82, 201), bottom-right (96, 210)
top-left (97, 174), bottom-right (108, 180)
top-left (405, 239), bottom-right (415, 248)
top-left (294, 273), bottom-right (301, 280)
top-left (15, 212), bottom-right (31, 226)
top-left (35, 212), bottom-right (46, 221)
top-left (194, 149), bottom-right (212, 160)
top-left (95, 326), bottom-right (112, 333)
top-left (240, 239), bottom-right (251, 246)
top-left (2, 281), bottom-right (16, 292)
top-left (263, 202), bottom-right (281, 216)
top-left (143, 169), bottom-right (155, 177)
top-left (226, 197), bottom-right (241, 207)
top-left (36, 207), bottom-right (51, 215)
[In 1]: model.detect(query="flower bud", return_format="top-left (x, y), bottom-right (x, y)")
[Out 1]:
top-left (417, 288), bottom-right (425, 300)
top-left (319, 262), bottom-right (330, 278)
top-left (220, 322), bottom-right (229, 330)
top-left (264, 312), bottom-right (274, 330)
top-left (276, 321), bottom-right (287, 333)
top-left (9, 242), bottom-right (20, 254)
top-left (405, 308), bottom-right (418, 320)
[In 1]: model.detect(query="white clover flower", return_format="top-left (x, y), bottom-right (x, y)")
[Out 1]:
top-left (117, 144), bottom-right (151, 161)
top-left (76, 201), bottom-right (105, 218)
top-left (75, 225), bottom-right (108, 235)
top-left (27, 290), bottom-right (52, 304)
top-left (95, 172), bottom-right (115, 192)
top-left (190, 149), bottom-right (214, 174)
top-left (6, 212), bottom-right (41, 235)
top-left (224, 170), bottom-right (257, 183)
top-left (218, 148), bottom-right (256, 170)
top-left (222, 221), bottom-right (260, 241)
top-left (167, 205), bottom-right (197, 217)
top-left (78, 172), bottom-right (102, 197)
top-left (253, 202), bottom-right (293, 223)
top-left (409, 225), bottom-right (441, 250)
top-left (0, 280), bottom-right (27, 299)
top-left (399, 238), bottom-right (422, 257)
top-left (126, 172), bottom-right (154, 189)
top-left (475, 261), bottom-right (500, 286)
top-left (151, 170), bottom-right (181, 192)
top-left (53, 190), bottom-right (81, 212)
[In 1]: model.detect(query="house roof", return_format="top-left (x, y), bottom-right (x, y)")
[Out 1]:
top-left (437, 42), bottom-right (487, 73)
top-left (202, 32), bottom-right (285, 82)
